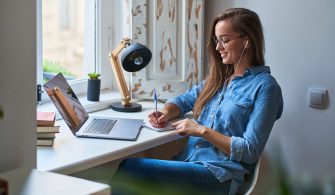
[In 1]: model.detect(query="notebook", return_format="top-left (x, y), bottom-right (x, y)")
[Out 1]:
top-left (142, 121), bottom-right (176, 132)
top-left (43, 73), bottom-right (143, 141)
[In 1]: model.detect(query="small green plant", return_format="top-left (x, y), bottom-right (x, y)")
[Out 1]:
top-left (88, 72), bottom-right (101, 80)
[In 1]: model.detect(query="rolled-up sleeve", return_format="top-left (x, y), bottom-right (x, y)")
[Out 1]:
top-left (166, 81), bottom-right (205, 117)
top-left (230, 84), bottom-right (283, 164)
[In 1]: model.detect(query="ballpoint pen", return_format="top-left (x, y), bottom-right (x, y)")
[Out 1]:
top-left (154, 90), bottom-right (158, 119)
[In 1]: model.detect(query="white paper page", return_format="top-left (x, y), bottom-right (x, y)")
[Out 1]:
top-left (142, 121), bottom-right (176, 132)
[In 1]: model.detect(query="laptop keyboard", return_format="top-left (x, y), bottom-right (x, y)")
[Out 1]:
top-left (84, 119), bottom-right (117, 134)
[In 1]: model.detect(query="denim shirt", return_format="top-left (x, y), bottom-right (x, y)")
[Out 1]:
top-left (167, 66), bottom-right (283, 192)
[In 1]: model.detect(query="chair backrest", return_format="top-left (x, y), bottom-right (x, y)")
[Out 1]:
top-left (236, 158), bottom-right (261, 195)
top-left (245, 158), bottom-right (261, 195)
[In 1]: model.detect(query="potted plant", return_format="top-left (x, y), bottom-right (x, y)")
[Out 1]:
top-left (87, 72), bottom-right (101, 101)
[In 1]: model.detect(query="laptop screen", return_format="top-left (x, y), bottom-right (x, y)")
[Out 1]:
top-left (43, 73), bottom-right (88, 134)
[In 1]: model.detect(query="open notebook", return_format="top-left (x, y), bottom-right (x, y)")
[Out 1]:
top-left (142, 120), bottom-right (177, 132)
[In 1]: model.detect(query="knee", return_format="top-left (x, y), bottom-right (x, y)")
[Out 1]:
top-left (118, 158), bottom-right (143, 171)
top-left (116, 158), bottom-right (153, 178)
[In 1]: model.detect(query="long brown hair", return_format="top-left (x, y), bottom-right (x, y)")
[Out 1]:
top-left (193, 8), bottom-right (265, 119)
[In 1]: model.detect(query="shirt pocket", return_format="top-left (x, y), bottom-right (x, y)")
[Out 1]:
top-left (220, 94), bottom-right (254, 126)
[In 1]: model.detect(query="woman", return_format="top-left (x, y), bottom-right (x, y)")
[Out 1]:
top-left (112, 8), bottom-right (283, 195)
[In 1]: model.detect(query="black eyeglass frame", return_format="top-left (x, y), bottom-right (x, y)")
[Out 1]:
top-left (212, 35), bottom-right (244, 49)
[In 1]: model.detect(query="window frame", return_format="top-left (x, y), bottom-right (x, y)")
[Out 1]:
top-left (37, 0), bottom-right (122, 102)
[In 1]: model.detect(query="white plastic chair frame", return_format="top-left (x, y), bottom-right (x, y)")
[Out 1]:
top-left (244, 158), bottom-right (261, 195)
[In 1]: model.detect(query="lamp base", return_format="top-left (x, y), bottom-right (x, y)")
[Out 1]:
top-left (110, 102), bottom-right (142, 112)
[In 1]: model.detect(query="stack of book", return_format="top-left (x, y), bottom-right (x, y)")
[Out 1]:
top-left (36, 111), bottom-right (59, 146)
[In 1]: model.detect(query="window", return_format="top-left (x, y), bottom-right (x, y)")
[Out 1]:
top-left (42, 0), bottom-right (87, 81)
top-left (37, 0), bottom-right (121, 101)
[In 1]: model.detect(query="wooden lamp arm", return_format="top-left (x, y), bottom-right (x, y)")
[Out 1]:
top-left (108, 38), bottom-right (132, 107)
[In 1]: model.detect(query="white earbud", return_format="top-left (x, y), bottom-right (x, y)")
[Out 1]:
top-left (244, 40), bottom-right (249, 49)
top-left (236, 40), bottom-right (249, 66)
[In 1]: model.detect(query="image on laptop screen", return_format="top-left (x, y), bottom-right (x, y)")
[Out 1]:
top-left (43, 73), bottom-right (88, 134)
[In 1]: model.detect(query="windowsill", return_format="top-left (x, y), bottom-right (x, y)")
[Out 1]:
top-left (37, 89), bottom-right (122, 120)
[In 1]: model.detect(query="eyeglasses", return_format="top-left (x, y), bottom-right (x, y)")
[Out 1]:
top-left (212, 35), bottom-right (243, 49)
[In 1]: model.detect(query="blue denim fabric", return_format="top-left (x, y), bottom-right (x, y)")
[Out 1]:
top-left (113, 158), bottom-right (231, 195)
top-left (167, 66), bottom-right (283, 192)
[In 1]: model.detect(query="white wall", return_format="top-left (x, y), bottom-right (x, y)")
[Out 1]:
top-left (0, 0), bottom-right (36, 172)
top-left (205, 0), bottom-right (335, 191)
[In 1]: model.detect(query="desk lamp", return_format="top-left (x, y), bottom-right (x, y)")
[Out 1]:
top-left (109, 37), bottom-right (152, 112)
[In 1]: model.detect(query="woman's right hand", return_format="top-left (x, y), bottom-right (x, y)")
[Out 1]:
top-left (148, 111), bottom-right (168, 128)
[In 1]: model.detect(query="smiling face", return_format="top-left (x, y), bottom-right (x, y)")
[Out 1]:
top-left (214, 20), bottom-right (247, 65)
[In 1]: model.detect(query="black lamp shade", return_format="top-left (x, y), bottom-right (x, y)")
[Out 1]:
top-left (121, 43), bottom-right (152, 72)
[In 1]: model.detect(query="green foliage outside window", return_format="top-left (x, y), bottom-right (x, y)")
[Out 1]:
top-left (43, 59), bottom-right (75, 83)
top-left (43, 59), bottom-right (74, 75)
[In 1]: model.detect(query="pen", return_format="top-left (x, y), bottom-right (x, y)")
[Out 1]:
top-left (154, 90), bottom-right (158, 120)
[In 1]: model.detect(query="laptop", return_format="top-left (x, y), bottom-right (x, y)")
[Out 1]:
top-left (43, 73), bottom-right (143, 141)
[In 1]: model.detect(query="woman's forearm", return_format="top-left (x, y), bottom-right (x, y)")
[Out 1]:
top-left (201, 127), bottom-right (231, 156)
top-left (161, 103), bottom-right (181, 121)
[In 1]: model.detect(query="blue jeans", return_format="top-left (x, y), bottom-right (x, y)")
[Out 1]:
top-left (111, 158), bottom-right (231, 195)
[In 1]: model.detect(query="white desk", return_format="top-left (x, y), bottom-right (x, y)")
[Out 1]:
top-left (37, 101), bottom-right (187, 175)
top-left (0, 169), bottom-right (110, 195)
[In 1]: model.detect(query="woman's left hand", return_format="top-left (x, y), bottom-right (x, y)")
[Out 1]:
top-left (172, 119), bottom-right (206, 137)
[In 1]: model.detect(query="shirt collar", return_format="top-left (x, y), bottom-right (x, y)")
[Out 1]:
top-left (246, 65), bottom-right (270, 75)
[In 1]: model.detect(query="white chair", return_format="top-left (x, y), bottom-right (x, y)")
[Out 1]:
top-left (237, 158), bottom-right (261, 195)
